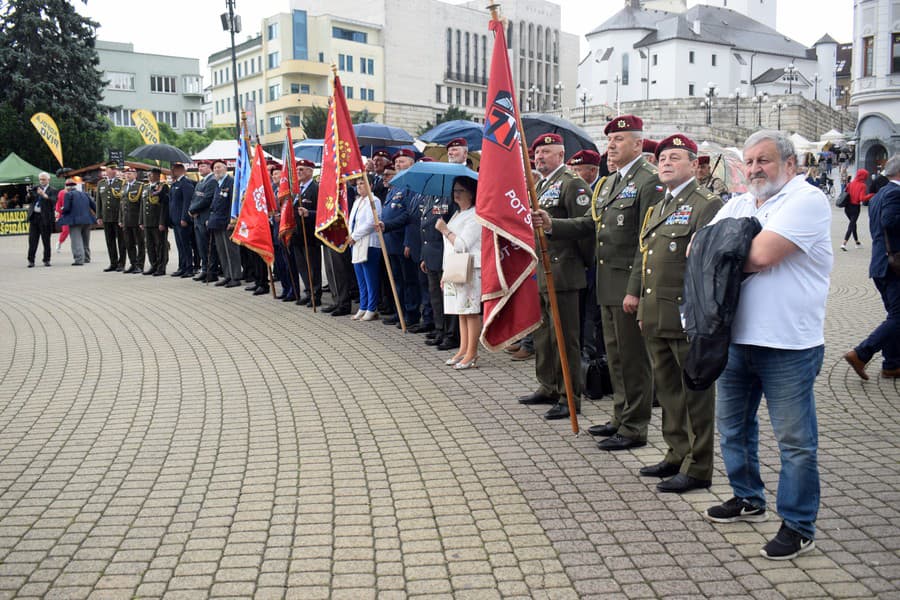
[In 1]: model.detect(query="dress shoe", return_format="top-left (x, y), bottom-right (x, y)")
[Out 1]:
top-left (383, 316), bottom-right (399, 325)
top-left (656, 473), bottom-right (711, 494)
top-left (587, 422), bottom-right (617, 437)
top-left (27, 261), bottom-right (35, 268)
top-left (153, 271), bottom-right (165, 277)
top-left (504, 343), bottom-right (522, 354)
top-left (543, 404), bottom-right (578, 420)
top-left (639, 460), bottom-right (681, 478)
top-left (882, 367), bottom-right (900, 378)
top-left (408, 323), bottom-right (435, 334)
top-left (426, 330), bottom-right (440, 340)
top-left (252, 287), bottom-right (269, 296)
top-left (297, 295), bottom-right (311, 305)
top-left (205, 274), bottom-right (219, 283)
top-left (321, 304), bottom-right (337, 313)
top-left (437, 338), bottom-right (459, 351)
top-left (224, 280), bottom-right (242, 288)
top-left (122, 266), bottom-right (135, 274)
top-left (453, 357), bottom-right (478, 370)
top-left (510, 348), bottom-right (535, 361)
top-left (843, 350), bottom-right (870, 380)
top-left (43, 261), bottom-right (51, 267)
top-left (331, 308), bottom-right (351, 317)
top-left (115, 266), bottom-right (125, 272)
top-left (71, 262), bottom-right (84, 266)
top-left (193, 271), bottom-right (208, 281)
top-left (281, 294), bottom-right (296, 302)
top-left (171, 270), bottom-right (184, 277)
top-left (142, 269), bottom-right (155, 275)
top-left (180, 271), bottom-right (195, 278)
top-left (214, 278), bottom-right (230, 287)
top-left (517, 392), bottom-right (557, 405)
top-left (244, 284), bottom-right (258, 291)
top-left (103, 265), bottom-right (116, 272)
top-left (425, 336), bottom-right (443, 346)
top-left (597, 434), bottom-right (647, 451)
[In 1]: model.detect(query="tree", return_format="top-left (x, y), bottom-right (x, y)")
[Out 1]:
top-left (0, 0), bottom-right (107, 170)
top-left (417, 106), bottom-right (474, 136)
top-left (300, 106), bottom-right (328, 139)
top-left (106, 125), bottom-right (143, 157)
top-left (353, 108), bottom-right (375, 124)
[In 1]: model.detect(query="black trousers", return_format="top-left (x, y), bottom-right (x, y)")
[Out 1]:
top-left (145, 226), bottom-right (168, 273)
top-left (173, 223), bottom-right (193, 273)
top-left (324, 245), bottom-right (354, 310)
top-left (103, 221), bottom-right (126, 267)
top-left (123, 225), bottom-right (145, 268)
top-left (427, 269), bottom-right (446, 334)
top-left (293, 237), bottom-right (322, 299)
top-left (844, 204), bottom-right (861, 243)
top-left (27, 215), bottom-right (52, 263)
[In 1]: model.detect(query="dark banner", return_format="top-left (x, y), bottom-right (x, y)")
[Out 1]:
top-left (0, 209), bottom-right (28, 236)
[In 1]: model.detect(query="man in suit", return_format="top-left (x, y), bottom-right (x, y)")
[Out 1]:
top-left (206, 159), bottom-right (242, 288)
top-left (26, 172), bottom-right (56, 267)
top-left (95, 161), bottom-right (126, 271)
top-left (846, 154), bottom-right (900, 379)
top-left (293, 159), bottom-right (322, 306)
top-left (119, 167), bottom-right (145, 274)
top-left (188, 161), bottom-right (216, 281)
top-left (534, 116), bottom-right (664, 444)
top-left (141, 168), bottom-right (169, 276)
top-left (521, 134), bottom-right (594, 420)
top-left (58, 178), bottom-right (96, 266)
top-left (637, 134), bottom-right (722, 494)
top-left (168, 163), bottom-right (195, 278)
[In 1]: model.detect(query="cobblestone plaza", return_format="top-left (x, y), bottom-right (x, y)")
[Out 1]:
top-left (0, 208), bottom-right (897, 599)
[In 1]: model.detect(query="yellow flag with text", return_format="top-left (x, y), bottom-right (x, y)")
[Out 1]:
top-left (132, 109), bottom-right (161, 145)
top-left (29, 113), bottom-right (63, 167)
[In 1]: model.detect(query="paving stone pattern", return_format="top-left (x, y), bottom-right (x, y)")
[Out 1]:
top-left (0, 207), bottom-right (897, 599)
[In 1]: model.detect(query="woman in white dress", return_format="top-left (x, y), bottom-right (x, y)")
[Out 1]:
top-left (436, 176), bottom-right (481, 370)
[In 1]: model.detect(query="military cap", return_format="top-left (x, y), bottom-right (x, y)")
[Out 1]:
top-left (391, 148), bottom-right (416, 161)
top-left (419, 156), bottom-right (435, 162)
top-left (171, 162), bottom-right (186, 170)
top-left (446, 137), bottom-right (468, 149)
top-left (150, 167), bottom-right (162, 175)
top-left (105, 160), bottom-right (119, 168)
top-left (603, 114), bottom-right (643, 135)
top-left (373, 150), bottom-right (391, 159)
top-left (642, 139), bottom-right (658, 155)
top-left (697, 155), bottom-right (711, 165)
top-left (297, 159), bottom-right (315, 168)
top-left (655, 133), bottom-right (698, 158)
top-left (211, 159), bottom-right (227, 167)
top-left (531, 133), bottom-right (564, 149)
top-left (567, 149), bottom-right (601, 166)
top-left (122, 166), bottom-right (135, 173)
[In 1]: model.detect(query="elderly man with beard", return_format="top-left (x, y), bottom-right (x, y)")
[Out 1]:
top-left (701, 130), bottom-right (832, 561)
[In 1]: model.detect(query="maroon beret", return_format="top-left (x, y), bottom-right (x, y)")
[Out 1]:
top-left (531, 133), bottom-right (564, 150)
top-left (567, 149), bottom-right (601, 167)
top-left (655, 133), bottom-right (698, 158)
top-left (297, 159), bottom-right (315, 168)
top-left (419, 156), bottom-right (435, 162)
top-left (447, 137), bottom-right (468, 149)
top-left (373, 150), bottom-right (390, 159)
top-left (604, 114), bottom-right (643, 135)
top-left (391, 149), bottom-right (416, 161)
top-left (698, 155), bottom-right (711, 165)
top-left (642, 139), bottom-right (658, 154)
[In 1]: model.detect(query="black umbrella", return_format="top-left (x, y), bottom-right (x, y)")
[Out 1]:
top-left (353, 123), bottom-right (414, 147)
top-left (521, 113), bottom-right (598, 159)
top-left (129, 143), bottom-right (192, 164)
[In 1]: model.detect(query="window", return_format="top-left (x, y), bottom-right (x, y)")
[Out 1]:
top-left (106, 71), bottom-right (135, 91)
top-left (107, 108), bottom-right (134, 127)
top-left (257, 57), bottom-right (262, 72)
top-left (367, 89), bottom-right (374, 101)
top-left (318, 52), bottom-right (324, 63)
top-left (293, 10), bottom-right (308, 60)
top-left (688, 83), bottom-right (695, 96)
top-left (465, 89), bottom-right (470, 105)
top-left (446, 86), bottom-right (452, 103)
top-left (360, 57), bottom-right (374, 75)
top-left (892, 32), bottom-right (900, 73)
top-left (152, 111), bottom-right (177, 127)
top-left (237, 63), bottom-right (242, 78)
top-left (291, 83), bottom-right (310, 94)
top-left (258, 88), bottom-right (263, 104)
top-left (465, 32), bottom-right (470, 80)
top-left (267, 21), bottom-right (279, 40)
top-left (689, 51), bottom-right (695, 64)
top-left (446, 28), bottom-right (452, 73)
top-left (268, 115), bottom-right (282, 133)
top-left (184, 111), bottom-right (204, 130)
top-left (456, 29), bottom-right (461, 74)
top-left (215, 100), bottom-right (219, 115)
top-left (150, 75), bottom-right (176, 93)
top-left (436, 84), bottom-right (442, 102)
top-left (332, 26), bottom-right (367, 43)
top-left (360, 87), bottom-right (367, 99)
top-left (268, 51), bottom-right (280, 69)
top-left (863, 36), bottom-right (874, 76)
top-left (712, 54), bottom-right (717, 66)
top-left (621, 54), bottom-right (629, 85)
top-left (652, 54), bottom-right (658, 66)
top-left (456, 88), bottom-right (461, 104)
top-left (268, 84), bottom-right (281, 101)
top-left (345, 86), bottom-right (353, 99)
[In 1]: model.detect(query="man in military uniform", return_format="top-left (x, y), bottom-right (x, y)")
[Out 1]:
top-left (518, 133), bottom-right (594, 420)
top-left (534, 115), bottom-right (664, 446)
top-left (168, 163), bottom-right (195, 278)
top-left (418, 182), bottom-right (457, 344)
top-left (119, 167), bottom-right (145, 274)
top-left (293, 159), bottom-right (322, 305)
top-left (369, 149), bottom-right (391, 202)
top-left (697, 155), bottom-right (729, 199)
top-left (189, 161), bottom-right (216, 281)
top-left (567, 149), bottom-right (602, 191)
top-left (446, 137), bottom-right (469, 165)
top-left (636, 134), bottom-right (723, 493)
top-left (95, 161), bottom-right (126, 271)
top-left (141, 168), bottom-right (169, 276)
top-left (642, 139), bottom-right (659, 165)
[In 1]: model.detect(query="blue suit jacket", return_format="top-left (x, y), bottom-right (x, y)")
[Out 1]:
top-left (868, 181), bottom-right (900, 279)
top-left (207, 174), bottom-right (234, 231)
top-left (169, 175), bottom-right (195, 226)
top-left (381, 186), bottom-right (416, 255)
top-left (58, 190), bottom-right (96, 226)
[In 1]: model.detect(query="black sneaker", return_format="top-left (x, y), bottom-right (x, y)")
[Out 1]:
top-left (704, 497), bottom-right (767, 523)
top-left (760, 522), bottom-right (815, 560)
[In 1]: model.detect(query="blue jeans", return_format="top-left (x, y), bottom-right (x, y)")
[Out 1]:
top-left (855, 275), bottom-right (900, 370)
top-left (716, 344), bottom-right (824, 540)
top-left (353, 248), bottom-right (381, 311)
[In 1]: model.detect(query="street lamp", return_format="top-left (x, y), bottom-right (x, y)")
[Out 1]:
top-left (701, 82), bottom-right (717, 125)
top-left (221, 0), bottom-right (242, 135)
top-left (553, 81), bottom-right (564, 110)
top-left (812, 73), bottom-right (821, 102)
top-left (773, 101), bottom-right (787, 130)
top-left (784, 61), bottom-right (797, 94)
top-left (527, 85), bottom-right (537, 111)
top-left (755, 92), bottom-right (768, 127)
top-left (579, 91), bottom-right (592, 123)
top-left (730, 88), bottom-right (742, 126)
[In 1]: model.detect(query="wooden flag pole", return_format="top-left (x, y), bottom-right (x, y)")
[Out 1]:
top-left (489, 4), bottom-right (579, 434)
top-left (298, 213), bottom-right (317, 311)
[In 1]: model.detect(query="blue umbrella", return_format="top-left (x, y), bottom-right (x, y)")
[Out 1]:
top-left (353, 123), bottom-right (414, 147)
top-left (389, 162), bottom-right (478, 198)
top-left (419, 120), bottom-right (484, 151)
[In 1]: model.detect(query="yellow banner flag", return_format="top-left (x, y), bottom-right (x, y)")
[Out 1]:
top-left (132, 109), bottom-right (161, 145)
top-left (29, 113), bottom-right (64, 167)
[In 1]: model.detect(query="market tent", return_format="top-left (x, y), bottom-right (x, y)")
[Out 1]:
top-left (191, 140), bottom-right (278, 164)
top-left (0, 152), bottom-right (64, 187)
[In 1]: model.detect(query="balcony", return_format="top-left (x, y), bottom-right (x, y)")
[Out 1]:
top-left (443, 71), bottom-right (488, 86)
top-left (266, 59), bottom-right (332, 78)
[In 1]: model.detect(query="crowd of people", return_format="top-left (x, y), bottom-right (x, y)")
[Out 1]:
top-left (23, 118), bottom-right (900, 563)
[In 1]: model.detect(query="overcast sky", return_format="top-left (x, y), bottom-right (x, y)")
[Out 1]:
top-left (74, 0), bottom-right (854, 72)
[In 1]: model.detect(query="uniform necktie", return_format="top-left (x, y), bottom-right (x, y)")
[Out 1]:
top-left (663, 192), bottom-right (674, 210)
top-left (611, 172), bottom-right (621, 190)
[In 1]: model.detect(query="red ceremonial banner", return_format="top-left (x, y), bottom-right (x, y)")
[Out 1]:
top-left (315, 75), bottom-right (365, 252)
top-left (231, 143), bottom-right (276, 265)
top-left (475, 18), bottom-right (541, 351)
top-left (277, 128), bottom-right (298, 244)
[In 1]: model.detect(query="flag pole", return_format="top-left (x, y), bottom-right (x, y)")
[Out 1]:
top-left (298, 211), bottom-right (316, 311)
top-left (489, 4), bottom-right (579, 434)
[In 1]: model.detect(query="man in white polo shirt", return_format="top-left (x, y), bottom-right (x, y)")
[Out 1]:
top-left (701, 130), bottom-right (833, 560)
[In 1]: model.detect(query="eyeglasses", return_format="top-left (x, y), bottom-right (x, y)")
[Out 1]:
top-left (452, 188), bottom-right (468, 194)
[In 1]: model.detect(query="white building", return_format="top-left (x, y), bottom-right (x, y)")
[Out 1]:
top-left (578, 0), bottom-right (839, 112)
top-left (851, 0), bottom-right (900, 171)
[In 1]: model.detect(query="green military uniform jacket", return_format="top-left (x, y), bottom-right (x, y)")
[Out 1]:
top-left (534, 165), bottom-right (595, 293)
top-left (550, 156), bottom-right (664, 305)
top-left (141, 182), bottom-right (169, 229)
top-left (700, 175), bottom-right (728, 199)
top-left (637, 178), bottom-right (723, 338)
top-left (95, 177), bottom-right (124, 222)
top-left (120, 181), bottom-right (144, 227)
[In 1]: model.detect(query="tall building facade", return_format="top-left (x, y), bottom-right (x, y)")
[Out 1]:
top-left (97, 41), bottom-right (205, 133)
top-left (851, 0), bottom-right (900, 171)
